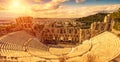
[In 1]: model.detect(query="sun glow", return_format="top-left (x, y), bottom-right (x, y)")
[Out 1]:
top-left (12, 0), bottom-right (21, 8)
top-left (8, 0), bottom-right (30, 14)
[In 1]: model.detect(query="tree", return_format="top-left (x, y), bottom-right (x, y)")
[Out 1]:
top-left (111, 8), bottom-right (120, 31)
top-left (111, 8), bottom-right (120, 18)
top-left (76, 13), bottom-right (108, 29)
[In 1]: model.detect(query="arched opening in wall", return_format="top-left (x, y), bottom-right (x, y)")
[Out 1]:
top-left (64, 29), bottom-right (66, 33)
top-left (95, 25), bottom-right (98, 30)
top-left (69, 29), bottom-right (72, 33)
top-left (101, 24), bottom-right (105, 32)
top-left (51, 29), bottom-right (54, 33)
top-left (107, 24), bottom-right (111, 31)
top-left (60, 29), bottom-right (63, 34)
top-left (75, 29), bottom-right (77, 34)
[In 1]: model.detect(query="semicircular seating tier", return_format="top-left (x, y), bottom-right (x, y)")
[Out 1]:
top-left (0, 31), bottom-right (58, 62)
top-left (1, 31), bottom-right (120, 62)
top-left (67, 31), bottom-right (120, 62)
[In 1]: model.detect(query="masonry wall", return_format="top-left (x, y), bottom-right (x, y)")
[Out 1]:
top-left (39, 14), bottom-right (114, 44)
top-left (79, 14), bottom-right (114, 42)
top-left (4, 14), bottom-right (113, 44)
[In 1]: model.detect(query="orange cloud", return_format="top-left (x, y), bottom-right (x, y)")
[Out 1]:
top-left (32, 4), bottom-right (120, 18)
top-left (0, 0), bottom-right (120, 18)
top-left (0, 7), bottom-right (5, 10)
top-left (34, 0), bottom-right (43, 2)
top-left (31, 0), bottom-right (69, 11)
top-left (76, 0), bottom-right (85, 3)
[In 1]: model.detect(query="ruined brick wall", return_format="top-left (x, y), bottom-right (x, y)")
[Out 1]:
top-left (79, 14), bottom-right (114, 42)
top-left (16, 16), bottom-right (33, 30)
top-left (35, 14), bottom-right (114, 44)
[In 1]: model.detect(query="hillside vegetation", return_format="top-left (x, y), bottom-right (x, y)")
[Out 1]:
top-left (76, 8), bottom-right (120, 30)
top-left (111, 8), bottom-right (120, 31)
top-left (76, 13), bottom-right (108, 29)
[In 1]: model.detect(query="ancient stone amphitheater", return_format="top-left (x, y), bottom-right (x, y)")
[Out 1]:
top-left (0, 31), bottom-right (120, 62)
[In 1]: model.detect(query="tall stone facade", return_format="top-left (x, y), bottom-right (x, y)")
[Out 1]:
top-left (15, 16), bottom-right (36, 36)
top-left (79, 14), bottom-right (114, 43)
top-left (38, 21), bottom-right (81, 44)
top-left (16, 16), bottom-right (33, 30)
top-left (38, 14), bottom-right (114, 44)
top-left (12, 14), bottom-right (114, 44)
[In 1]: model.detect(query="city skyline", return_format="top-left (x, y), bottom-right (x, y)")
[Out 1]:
top-left (0, 0), bottom-right (120, 18)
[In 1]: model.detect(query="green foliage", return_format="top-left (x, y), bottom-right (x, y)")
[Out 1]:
top-left (111, 8), bottom-right (120, 31)
top-left (76, 13), bottom-right (107, 22)
top-left (76, 13), bottom-right (108, 29)
top-left (113, 19), bottom-right (120, 31)
top-left (111, 8), bottom-right (120, 18)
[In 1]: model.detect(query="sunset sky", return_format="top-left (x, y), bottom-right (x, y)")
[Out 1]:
top-left (0, 0), bottom-right (120, 18)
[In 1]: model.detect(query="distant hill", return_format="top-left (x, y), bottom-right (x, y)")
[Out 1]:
top-left (76, 13), bottom-right (108, 22)
top-left (76, 13), bottom-right (108, 29)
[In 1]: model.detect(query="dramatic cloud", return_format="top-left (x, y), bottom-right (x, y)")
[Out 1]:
top-left (34, 0), bottom-right (43, 3)
top-left (71, 4), bottom-right (120, 17)
top-left (0, 2), bottom-right (7, 10)
top-left (0, 7), bottom-right (5, 10)
top-left (31, 0), bottom-right (69, 11)
top-left (32, 4), bottom-right (120, 18)
top-left (31, 0), bottom-right (86, 12)
top-left (76, 0), bottom-right (85, 3)
top-left (0, 0), bottom-right (86, 12)
top-left (79, 4), bottom-right (120, 17)
top-left (0, 0), bottom-right (120, 18)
